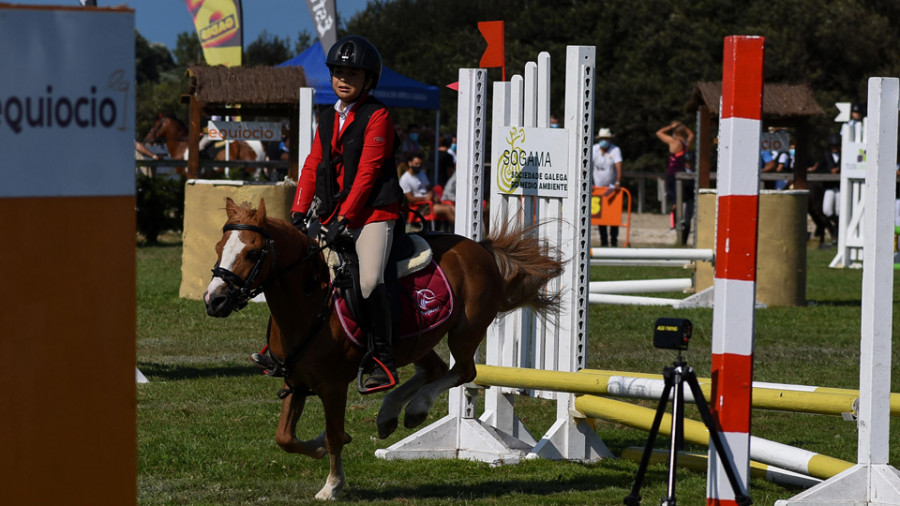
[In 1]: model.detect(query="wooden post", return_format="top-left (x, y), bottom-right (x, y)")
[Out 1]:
top-left (698, 105), bottom-right (713, 189)
top-left (188, 97), bottom-right (203, 179)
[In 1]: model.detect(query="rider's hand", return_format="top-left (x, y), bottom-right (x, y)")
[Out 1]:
top-left (290, 212), bottom-right (308, 234)
top-left (323, 217), bottom-right (351, 246)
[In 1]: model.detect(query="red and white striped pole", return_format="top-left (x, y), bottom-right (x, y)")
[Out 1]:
top-left (707, 35), bottom-right (765, 505)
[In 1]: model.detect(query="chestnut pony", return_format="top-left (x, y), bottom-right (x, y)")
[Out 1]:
top-left (203, 198), bottom-right (563, 500)
top-left (144, 113), bottom-right (265, 176)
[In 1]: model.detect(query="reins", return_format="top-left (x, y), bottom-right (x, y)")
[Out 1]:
top-left (212, 221), bottom-right (330, 399)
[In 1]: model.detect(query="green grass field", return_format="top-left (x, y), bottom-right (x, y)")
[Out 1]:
top-left (137, 235), bottom-right (900, 505)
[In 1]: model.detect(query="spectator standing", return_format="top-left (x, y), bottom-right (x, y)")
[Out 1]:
top-left (772, 142), bottom-right (794, 190)
top-left (807, 133), bottom-right (841, 247)
top-left (591, 127), bottom-right (623, 247)
top-left (656, 121), bottom-right (695, 229)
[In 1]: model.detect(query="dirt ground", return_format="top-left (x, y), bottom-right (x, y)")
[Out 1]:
top-left (591, 212), bottom-right (686, 248)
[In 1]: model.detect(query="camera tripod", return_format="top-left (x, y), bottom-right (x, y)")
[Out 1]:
top-left (624, 353), bottom-right (751, 506)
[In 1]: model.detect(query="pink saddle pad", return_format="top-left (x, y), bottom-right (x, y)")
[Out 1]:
top-left (335, 260), bottom-right (453, 348)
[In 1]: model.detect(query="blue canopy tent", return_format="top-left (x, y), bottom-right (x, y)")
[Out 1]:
top-left (279, 41), bottom-right (445, 184)
top-left (278, 41), bottom-right (441, 110)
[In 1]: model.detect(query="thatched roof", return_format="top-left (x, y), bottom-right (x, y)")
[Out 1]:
top-left (685, 81), bottom-right (825, 119)
top-left (186, 65), bottom-right (307, 105)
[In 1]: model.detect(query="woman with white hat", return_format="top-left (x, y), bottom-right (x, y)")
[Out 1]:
top-left (592, 127), bottom-right (623, 247)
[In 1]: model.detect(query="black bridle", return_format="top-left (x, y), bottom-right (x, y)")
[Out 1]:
top-left (210, 222), bottom-right (330, 398)
top-left (211, 223), bottom-right (277, 312)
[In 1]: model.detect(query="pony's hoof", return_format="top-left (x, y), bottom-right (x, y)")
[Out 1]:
top-left (377, 417), bottom-right (398, 439)
top-left (315, 479), bottom-right (343, 501)
top-left (314, 489), bottom-right (338, 501)
top-left (403, 411), bottom-right (428, 429)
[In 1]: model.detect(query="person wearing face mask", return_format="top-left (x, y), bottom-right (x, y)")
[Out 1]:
top-left (400, 123), bottom-right (422, 156)
top-left (400, 152), bottom-right (454, 224)
top-left (253, 35), bottom-right (404, 393)
top-left (591, 128), bottom-right (624, 247)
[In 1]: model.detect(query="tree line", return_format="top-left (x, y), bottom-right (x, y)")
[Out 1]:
top-left (138, 0), bottom-right (900, 173)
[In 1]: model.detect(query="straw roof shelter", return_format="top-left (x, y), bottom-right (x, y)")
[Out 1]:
top-left (685, 81), bottom-right (825, 188)
top-left (182, 65), bottom-right (308, 179)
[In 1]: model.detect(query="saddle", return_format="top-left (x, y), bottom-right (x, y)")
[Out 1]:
top-left (324, 228), bottom-right (453, 393)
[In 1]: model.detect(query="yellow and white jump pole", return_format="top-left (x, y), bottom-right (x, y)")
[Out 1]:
top-left (574, 395), bottom-right (854, 481)
top-left (619, 448), bottom-right (821, 490)
top-left (475, 365), bottom-right (898, 418)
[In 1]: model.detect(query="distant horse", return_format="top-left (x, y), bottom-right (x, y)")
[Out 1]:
top-left (203, 198), bottom-right (563, 500)
top-left (144, 113), bottom-right (265, 177)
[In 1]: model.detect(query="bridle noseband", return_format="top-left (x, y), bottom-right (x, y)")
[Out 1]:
top-left (211, 223), bottom-right (276, 311)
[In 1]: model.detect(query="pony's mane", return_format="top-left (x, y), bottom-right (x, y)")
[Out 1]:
top-left (164, 113), bottom-right (187, 130)
top-left (227, 200), bottom-right (261, 224)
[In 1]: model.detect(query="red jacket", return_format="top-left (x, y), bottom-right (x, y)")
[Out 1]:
top-left (292, 97), bottom-right (401, 228)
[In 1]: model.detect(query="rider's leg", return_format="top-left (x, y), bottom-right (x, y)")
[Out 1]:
top-left (354, 220), bottom-right (398, 390)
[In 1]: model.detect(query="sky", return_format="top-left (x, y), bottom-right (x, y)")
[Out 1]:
top-left (13, 0), bottom-right (372, 52)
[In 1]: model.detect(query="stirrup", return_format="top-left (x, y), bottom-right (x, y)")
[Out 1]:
top-left (356, 351), bottom-right (397, 395)
top-left (250, 352), bottom-right (284, 377)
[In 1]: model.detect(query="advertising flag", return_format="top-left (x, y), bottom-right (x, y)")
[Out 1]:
top-left (306, 0), bottom-right (337, 53)
top-left (185, 0), bottom-right (243, 67)
top-left (478, 20), bottom-right (505, 80)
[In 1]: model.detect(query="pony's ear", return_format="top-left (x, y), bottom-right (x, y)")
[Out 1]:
top-left (257, 198), bottom-right (267, 221)
top-left (225, 197), bottom-right (238, 218)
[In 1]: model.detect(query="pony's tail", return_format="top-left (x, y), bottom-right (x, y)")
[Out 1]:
top-left (479, 220), bottom-right (564, 318)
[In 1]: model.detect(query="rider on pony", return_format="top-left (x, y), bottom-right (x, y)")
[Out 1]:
top-left (251, 35), bottom-right (403, 392)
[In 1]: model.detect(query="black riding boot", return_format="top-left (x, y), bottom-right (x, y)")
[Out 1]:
top-left (362, 284), bottom-right (398, 392)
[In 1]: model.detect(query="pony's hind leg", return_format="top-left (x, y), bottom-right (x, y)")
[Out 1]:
top-left (403, 331), bottom-right (481, 430)
top-left (377, 351), bottom-right (448, 439)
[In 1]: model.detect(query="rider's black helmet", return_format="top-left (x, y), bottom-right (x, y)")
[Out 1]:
top-left (326, 35), bottom-right (382, 91)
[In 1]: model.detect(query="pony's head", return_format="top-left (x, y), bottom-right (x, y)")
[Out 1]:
top-left (204, 198), bottom-right (274, 317)
top-left (144, 113), bottom-right (186, 144)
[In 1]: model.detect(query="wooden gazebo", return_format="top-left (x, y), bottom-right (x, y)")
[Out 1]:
top-left (685, 81), bottom-right (825, 189)
top-left (182, 65), bottom-right (308, 179)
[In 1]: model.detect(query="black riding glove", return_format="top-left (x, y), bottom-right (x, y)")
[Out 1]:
top-left (322, 218), bottom-right (351, 247)
top-left (290, 212), bottom-right (308, 234)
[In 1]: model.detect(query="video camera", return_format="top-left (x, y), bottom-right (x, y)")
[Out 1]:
top-left (653, 317), bottom-right (692, 351)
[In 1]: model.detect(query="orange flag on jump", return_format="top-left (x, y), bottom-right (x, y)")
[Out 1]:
top-left (478, 20), bottom-right (505, 80)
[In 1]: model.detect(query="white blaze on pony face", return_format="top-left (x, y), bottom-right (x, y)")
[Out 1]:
top-left (203, 230), bottom-right (247, 304)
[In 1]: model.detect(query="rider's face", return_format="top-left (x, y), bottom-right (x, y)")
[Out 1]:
top-left (331, 66), bottom-right (369, 104)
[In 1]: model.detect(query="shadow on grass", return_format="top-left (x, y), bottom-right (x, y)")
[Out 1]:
top-left (137, 240), bottom-right (183, 249)
top-left (345, 464), bottom-right (648, 502)
top-left (138, 361), bottom-right (261, 381)
top-left (806, 299), bottom-right (862, 307)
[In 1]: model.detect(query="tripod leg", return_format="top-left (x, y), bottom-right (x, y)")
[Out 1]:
top-left (684, 369), bottom-right (751, 506)
top-left (624, 368), bottom-right (675, 506)
top-left (663, 368), bottom-right (685, 505)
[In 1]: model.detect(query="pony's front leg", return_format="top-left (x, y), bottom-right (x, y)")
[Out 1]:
top-left (315, 384), bottom-right (349, 501)
top-left (275, 390), bottom-right (328, 459)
